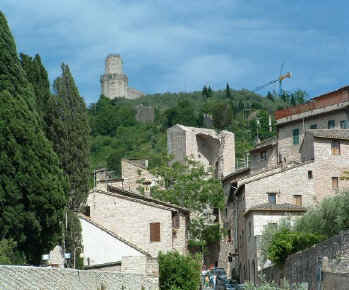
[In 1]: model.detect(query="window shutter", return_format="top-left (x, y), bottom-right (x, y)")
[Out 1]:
top-left (150, 222), bottom-right (160, 242)
top-left (332, 177), bottom-right (339, 190)
top-left (331, 140), bottom-right (340, 155)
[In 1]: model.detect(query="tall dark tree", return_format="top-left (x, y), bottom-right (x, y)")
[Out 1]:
top-left (20, 54), bottom-right (50, 122)
top-left (53, 64), bottom-right (90, 210)
top-left (0, 11), bottom-right (67, 264)
top-left (225, 83), bottom-right (232, 99)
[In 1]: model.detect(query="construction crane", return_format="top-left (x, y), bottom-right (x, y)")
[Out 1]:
top-left (254, 63), bottom-right (292, 96)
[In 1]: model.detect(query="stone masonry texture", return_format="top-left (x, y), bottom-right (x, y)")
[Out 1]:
top-left (100, 54), bottom-right (144, 100)
top-left (87, 190), bottom-right (187, 257)
top-left (262, 230), bottom-right (349, 290)
top-left (0, 265), bottom-right (159, 290)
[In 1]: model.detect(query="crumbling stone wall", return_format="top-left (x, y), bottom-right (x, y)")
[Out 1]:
top-left (167, 124), bottom-right (235, 178)
top-left (136, 104), bottom-right (155, 123)
top-left (262, 230), bottom-right (349, 290)
top-left (0, 265), bottom-right (158, 290)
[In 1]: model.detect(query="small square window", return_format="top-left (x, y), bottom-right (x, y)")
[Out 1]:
top-left (308, 170), bottom-right (313, 179)
top-left (328, 120), bottom-right (335, 129)
top-left (260, 151), bottom-right (267, 161)
top-left (293, 129), bottom-right (299, 145)
top-left (340, 120), bottom-right (348, 129)
top-left (267, 193), bottom-right (276, 204)
top-left (310, 124), bottom-right (317, 129)
top-left (332, 177), bottom-right (339, 190)
top-left (331, 140), bottom-right (341, 155)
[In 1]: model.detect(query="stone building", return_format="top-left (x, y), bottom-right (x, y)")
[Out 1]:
top-left (95, 159), bottom-right (157, 196)
top-left (167, 124), bottom-right (235, 178)
top-left (100, 54), bottom-right (144, 100)
top-left (219, 86), bottom-right (349, 283)
top-left (80, 168), bottom-right (189, 275)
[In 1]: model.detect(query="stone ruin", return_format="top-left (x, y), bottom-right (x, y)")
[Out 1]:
top-left (100, 54), bottom-right (144, 100)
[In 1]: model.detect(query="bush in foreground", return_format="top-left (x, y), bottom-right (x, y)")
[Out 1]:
top-left (158, 251), bottom-right (201, 290)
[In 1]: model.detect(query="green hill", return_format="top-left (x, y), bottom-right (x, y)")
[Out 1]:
top-left (88, 87), bottom-right (307, 175)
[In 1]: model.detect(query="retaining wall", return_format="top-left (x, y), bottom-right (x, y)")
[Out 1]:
top-left (0, 265), bottom-right (158, 290)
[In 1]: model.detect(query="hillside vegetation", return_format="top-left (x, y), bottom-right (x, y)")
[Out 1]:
top-left (89, 86), bottom-right (307, 174)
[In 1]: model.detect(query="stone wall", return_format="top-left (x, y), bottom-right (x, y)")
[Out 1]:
top-left (100, 54), bottom-right (144, 100)
top-left (87, 190), bottom-right (188, 257)
top-left (120, 159), bottom-right (156, 195)
top-left (167, 124), bottom-right (235, 178)
top-left (277, 109), bottom-right (349, 163)
top-left (0, 265), bottom-right (158, 290)
top-left (262, 230), bottom-right (349, 290)
top-left (136, 104), bottom-right (155, 123)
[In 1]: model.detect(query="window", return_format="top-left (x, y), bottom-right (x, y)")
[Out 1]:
top-left (294, 195), bottom-right (302, 207)
top-left (310, 124), bottom-right (317, 129)
top-left (228, 230), bottom-right (232, 242)
top-left (84, 206), bottom-right (91, 217)
top-left (172, 212), bottom-right (180, 229)
top-left (150, 222), bottom-right (161, 242)
top-left (268, 193), bottom-right (276, 204)
top-left (260, 151), bottom-right (267, 161)
top-left (332, 177), bottom-right (339, 190)
top-left (328, 120), bottom-right (335, 129)
top-left (293, 128), bottom-right (299, 145)
top-left (308, 170), bottom-right (313, 179)
top-left (331, 140), bottom-right (341, 155)
top-left (340, 120), bottom-right (348, 129)
top-left (225, 207), bottom-right (228, 217)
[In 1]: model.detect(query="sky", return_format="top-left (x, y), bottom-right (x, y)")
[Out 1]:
top-left (2, 1), bottom-right (349, 104)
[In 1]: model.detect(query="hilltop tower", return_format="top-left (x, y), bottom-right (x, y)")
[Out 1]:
top-left (100, 54), bottom-right (144, 100)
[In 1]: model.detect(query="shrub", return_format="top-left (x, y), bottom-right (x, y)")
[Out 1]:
top-left (158, 251), bottom-right (201, 290)
top-left (267, 229), bottom-right (324, 265)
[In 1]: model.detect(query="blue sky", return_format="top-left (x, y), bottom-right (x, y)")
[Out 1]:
top-left (2, 1), bottom-right (349, 104)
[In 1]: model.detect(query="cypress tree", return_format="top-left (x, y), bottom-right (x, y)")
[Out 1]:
top-left (0, 11), bottom-right (67, 264)
top-left (53, 64), bottom-right (90, 210)
top-left (20, 53), bottom-right (51, 127)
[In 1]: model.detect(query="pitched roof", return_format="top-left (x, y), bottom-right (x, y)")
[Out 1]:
top-left (250, 136), bottom-right (277, 153)
top-left (223, 167), bottom-right (250, 182)
top-left (244, 202), bottom-right (306, 216)
top-left (104, 185), bottom-right (190, 214)
top-left (122, 159), bottom-right (149, 170)
top-left (275, 86), bottom-right (349, 121)
top-left (307, 129), bottom-right (349, 141)
top-left (84, 261), bottom-right (121, 270)
top-left (78, 214), bottom-right (152, 257)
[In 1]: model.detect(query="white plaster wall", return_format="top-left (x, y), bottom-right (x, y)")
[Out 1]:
top-left (80, 218), bottom-right (144, 266)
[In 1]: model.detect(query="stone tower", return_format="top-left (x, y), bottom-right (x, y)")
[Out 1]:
top-left (100, 54), bottom-right (145, 100)
top-left (100, 54), bottom-right (128, 99)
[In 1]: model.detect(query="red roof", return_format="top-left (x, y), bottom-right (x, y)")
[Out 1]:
top-left (275, 86), bottom-right (349, 120)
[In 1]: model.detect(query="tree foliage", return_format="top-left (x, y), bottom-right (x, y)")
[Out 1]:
top-left (0, 11), bottom-right (67, 264)
top-left (267, 228), bottom-right (323, 265)
top-left (261, 192), bottom-right (349, 266)
top-left (53, 63), bottom-right (90, 210)
top-left (158, 251), bottom-right (201, 290)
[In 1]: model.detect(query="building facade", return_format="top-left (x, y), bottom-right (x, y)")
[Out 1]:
top-left (80, 164), bottom-right (189, 275)
top-left (219, 86), bottom-right (349, 283)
